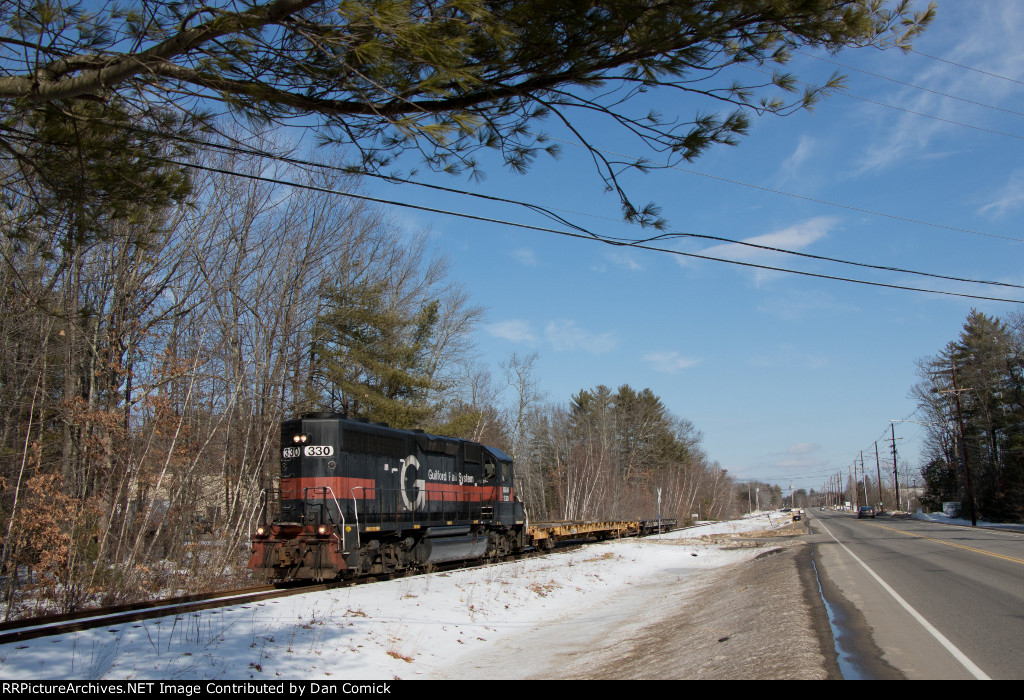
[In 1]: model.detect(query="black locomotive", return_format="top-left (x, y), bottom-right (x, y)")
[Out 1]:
top-left (249, 413), bottom-right (527, 581)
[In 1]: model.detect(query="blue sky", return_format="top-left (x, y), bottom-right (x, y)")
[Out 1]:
top-left (349, 1), bottom-right (1024, 494)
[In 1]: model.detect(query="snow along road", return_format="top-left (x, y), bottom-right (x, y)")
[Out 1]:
top-left (0, 515), bottom-right (837, 680)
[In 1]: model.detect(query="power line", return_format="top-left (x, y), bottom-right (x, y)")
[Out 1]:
top-left (545, 132), bottom-right (1024, 244)
top-left (4, 120), bottom-right (1022, 294)
top-left (911, 49), bottom-right (1024, 87)
top-left (248, 146), bottom-right (1024, 290)
top-left (98, 125), bottom-right (1024, 292)
top-left (796, 50), bottom-right (1024, 118)
top-left (16, 116), bottom-right (1009, 292)
top-left (165, 157), bottom-right (1024, 305)
top-left (744, 62), bottom-right (1024, 145)
top-left (616, 231), bottom-right (1024, 292)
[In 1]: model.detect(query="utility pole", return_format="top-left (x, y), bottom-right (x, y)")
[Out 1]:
top-left (860, 451), bottom-right (869, 507)
top-left (874, 441), bottom-right (884, 511)
top-left (891, 423), bottom-right (900, 513)
top-left (950, 364), bottom-right (978, 527)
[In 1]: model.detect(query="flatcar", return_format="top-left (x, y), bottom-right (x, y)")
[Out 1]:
top-left (249, 413), bottom-right (527, 581)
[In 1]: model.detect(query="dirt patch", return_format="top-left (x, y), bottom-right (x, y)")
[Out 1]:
top-left (554, 543), bottom-right (839, 680)
top-left (664, 522), bottom-right (808, 547)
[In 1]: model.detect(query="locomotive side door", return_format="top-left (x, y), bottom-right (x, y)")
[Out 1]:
top-left (483, 452), bottom-right (511, 502)
top-left (482, 447), bottom-right (518, 526)
top-left (497, 460), bottom-right (512, 504)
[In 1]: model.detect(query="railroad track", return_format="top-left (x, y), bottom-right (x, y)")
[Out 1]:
top-left (0, 544), bottom-right (586, 646)
top-left (0, 583), bottom-right (337, 646)
top-left (0, 527), bottom-right (687, 647)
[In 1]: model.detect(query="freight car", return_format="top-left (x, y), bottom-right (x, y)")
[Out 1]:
top-left (249, 413), bottom-right (527, 581)
top-left (248, 413), bottom-right (678, 582)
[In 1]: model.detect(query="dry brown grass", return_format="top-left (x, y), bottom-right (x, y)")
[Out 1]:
top-left (527, 581), bottom-right (560, 597)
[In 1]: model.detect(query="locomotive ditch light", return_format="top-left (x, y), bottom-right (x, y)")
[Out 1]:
top-left (317, 524), bottom-right (330, 536)
top-left (255, 526), bottom-right (267, 537)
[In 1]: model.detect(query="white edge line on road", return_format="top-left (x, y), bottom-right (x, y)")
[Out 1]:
top-left (815, 517), bottom-right (991, 680)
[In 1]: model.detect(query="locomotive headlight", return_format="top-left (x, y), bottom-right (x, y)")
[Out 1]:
top-left (292, 433), bottom-right (310, 444)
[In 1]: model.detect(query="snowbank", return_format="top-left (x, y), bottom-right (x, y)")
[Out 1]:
top-left (911, 511), bottom-right (1024, 532)
top-left (0, 515), bottom-right (788, 680)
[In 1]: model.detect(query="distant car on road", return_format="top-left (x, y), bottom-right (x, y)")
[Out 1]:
top-left (857, 506), bottom-right (876, 519)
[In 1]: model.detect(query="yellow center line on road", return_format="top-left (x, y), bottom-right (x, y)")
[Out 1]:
top-left (866, 522), bottom-right (1024, 566)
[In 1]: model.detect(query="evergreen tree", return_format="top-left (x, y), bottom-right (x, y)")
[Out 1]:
top-left (915, 310), bottom-right (1024, 521)
top-left (919, 457), bottom-right (958, 513)
top-left (311, 279), bottom-right (442, 428)
top-left (1, 0), bottom-right (935, 225)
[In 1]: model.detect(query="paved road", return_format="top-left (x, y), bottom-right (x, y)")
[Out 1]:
top-left (808, 510), bottom-right (1024, 679)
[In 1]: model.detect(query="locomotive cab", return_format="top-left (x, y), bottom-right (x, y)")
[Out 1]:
top-left (249, 413), bottom-right (526, 582)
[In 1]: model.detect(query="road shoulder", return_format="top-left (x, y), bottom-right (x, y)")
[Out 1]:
top-left (565, 542), bottom-right (841, 679)
top-left (434, 538), bottom-right (841, 679)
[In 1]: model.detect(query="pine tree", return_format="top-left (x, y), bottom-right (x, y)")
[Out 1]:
top-left (311, 279), bottom-right (442, 428)
top-left (1, 1), bottom-right (935, 226)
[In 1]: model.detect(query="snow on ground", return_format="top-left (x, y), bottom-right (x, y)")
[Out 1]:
top-left (911, 511), bottom-right (1024, 532)
top-left (0, 514), bottom-right (786, 681)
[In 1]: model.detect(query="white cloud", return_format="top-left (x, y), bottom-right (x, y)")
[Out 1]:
top-left (510, 247), bottom-right (539, 266)
top-left (772, 456), bottom-right (825, 470)
top-left (788, 442), bottom-right (821, 455)
top-left (754, 289), bottom-right (856, 321)
top-left (642, 351), bottom-right (700, 373)
top-left (699, 217), bottom-right (835, 264)
top-left (856, 3), bottom-right (1024, 174)
top-left (484, 319), bottom-right (538, 344)
top-left (979, 170), bottom-right (1024, 218)
top-left (603, 250), bottom-right (643, 271)
top-left (544, 320), bottom-right (617, 354)
top-left (779, 135), bottom-right (817, 183)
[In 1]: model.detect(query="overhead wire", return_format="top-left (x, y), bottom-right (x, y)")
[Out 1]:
top-left (19, 119), bottom-right (1012, 293)
top-left (795, 50), bottom-right (1024, 118)
top-left (161, 156), bottom-right (1024, 305)
top-left (911, 49), bottom-right (1024, 87)
top-left (5, 42), bottom-right (1024, 296)
top-left (2, 113), bottom-right (1007, 296)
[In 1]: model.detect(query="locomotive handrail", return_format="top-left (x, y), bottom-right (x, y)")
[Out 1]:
top-left (303, 486), bottom-right (346, 546)
top-left (350, 486), bottom-right (366, 550)
top-left (256, 487), bottom-right (282, 526)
